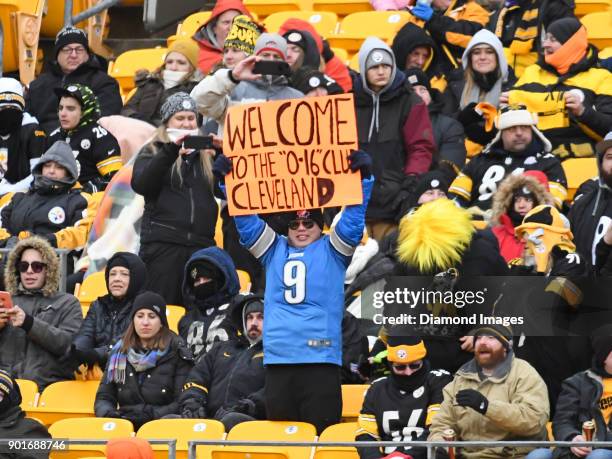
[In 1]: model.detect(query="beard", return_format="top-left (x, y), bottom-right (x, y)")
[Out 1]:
top-left (475, 344), bottom-right (507, 369)
top-left (601, 168), bottom-right (612, 189)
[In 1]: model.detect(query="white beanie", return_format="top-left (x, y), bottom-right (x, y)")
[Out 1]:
top-left (495, 106), bottom-right (537, 130)
top-left (0, 77), bottom-right (25, 111)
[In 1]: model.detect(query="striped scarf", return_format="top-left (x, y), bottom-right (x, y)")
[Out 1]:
top-left (106, 340), bottom-right (168, 384)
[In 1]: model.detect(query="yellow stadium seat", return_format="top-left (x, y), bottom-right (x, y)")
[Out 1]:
top-left (0, 0), bottom-right (45, 84)
top-left (312, 0), bottom-right (373, 16)
top-left (137, 418), bottom-right (225, 459)
top-left (264, 11), bottom-right (339, 36)
top-left (600, 46), bottom-right (612, 58)
top-left (29, 380), bottom-right (100, 426)
top-left (108, 47), bottom-right (168, 97)
top-left (48, 417), bottom-right (134, 459)
top-left (341, 384), bottom-right (369, 420)
top-left (581, 11), bottom-right (612, 49)
top-left (237, 270), bottom-right (252, 293)
top-left (166, 305), bottom-right (186, 334)
top-left (332, 47), bottom-right (349, 64)
top-left (76, 270), bottom-right (108, 309)
top-left (562, 157), bottom-right (598, 202)
top-left (575, 0), bottom-right (610, 16)
top-left (167, 11), bottom-right (212, 47)
top-left (16, 379), bottom-right (39, 410)
top-left (244, 0), bottom-right (311, 19)
top-left (40, 0), bottom-right (89, 37)
top-left (210, 420), bottom-right (317, 459)
top-left (313, 422), bottom-right (359, 459)
top-left (327, 11), bottom-right (411, 54)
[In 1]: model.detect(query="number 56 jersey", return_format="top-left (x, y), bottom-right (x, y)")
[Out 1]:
top-left (356, 368), bottom-right (452, 459)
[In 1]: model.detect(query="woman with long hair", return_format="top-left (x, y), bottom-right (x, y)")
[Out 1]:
top-left (94, 291), bottom-right (193, 429)
top-left (131, 92), bottom-right (218, 305)
top-left (121, 39), bottom-right (203, 126)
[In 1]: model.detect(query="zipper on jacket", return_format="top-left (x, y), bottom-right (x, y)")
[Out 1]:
top-left (188, 184), bottom-right (195, 242)
top-left (151, 221), bottom-right (178, 231)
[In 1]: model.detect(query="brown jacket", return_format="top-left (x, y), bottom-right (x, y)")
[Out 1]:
top-left (429, 352), bottom-right (550, 458)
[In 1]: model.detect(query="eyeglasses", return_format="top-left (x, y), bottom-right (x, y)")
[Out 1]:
top-left (391, 361), bottom-right (423, 372)
top-left (18, 261), bottom-right (47, 273)
top-left (60, 46), bottom-right (86, 55)
top-left (288, 219), bottom-right (315, 231)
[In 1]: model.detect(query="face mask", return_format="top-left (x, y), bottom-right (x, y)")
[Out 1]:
top-left (166, 128), bottom-right (199, 143)
top-left (193, 280), bottom-right (219, 300)
top-left (162, 69), bottom-right (189, 90)
top-left (0, 108), bottom-right (23, 135)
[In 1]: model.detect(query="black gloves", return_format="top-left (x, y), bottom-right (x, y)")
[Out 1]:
top-left (120, 404), bottom-right (154, 428)
top-left (549, 246), bottom-right (587, 278)
top-left (322, 39), bottom-right (335, 63)
top-left (212, 154), bottom-right (233, 181)
top-left (455, 389), bottom-right (488, 414)
top-left (348, 150), bottom-right (373, 179)
top-left (71, 345), bottom-right (99, 366)
top-left (181, 399), bottom-right (207, 419)
top-left (214, 398), bottom-right (257, 421)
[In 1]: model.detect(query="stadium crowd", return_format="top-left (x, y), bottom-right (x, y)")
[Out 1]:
top-left (1, 0), bottom-right (612, 456)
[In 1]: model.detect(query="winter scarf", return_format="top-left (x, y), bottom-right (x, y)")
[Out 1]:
top-left (106, 340), bottom-right (168, 384)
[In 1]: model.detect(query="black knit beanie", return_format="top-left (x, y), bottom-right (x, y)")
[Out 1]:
top-left (54, 26), bottom-right (89, 58)
top-left (547, 17), bottom-right (582, 45)
top-left (131, 291), bottom-right (168, 328)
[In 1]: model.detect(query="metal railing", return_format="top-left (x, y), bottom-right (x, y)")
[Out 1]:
top-left (63, 0), bottom-right (122, 27)
top-left (0, 438), bottom-right (177, 458)
top-left (0, 248), bottom-right (71, 292)
top-left (187, 439), bottom-right (612, 459)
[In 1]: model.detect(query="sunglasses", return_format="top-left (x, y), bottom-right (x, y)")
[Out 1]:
top-left (288, 219), bottom-right (315, 231)
top-left (392, 361), bottom-right (423, 372)
top-left (18, 261), bottom-right (47, 273)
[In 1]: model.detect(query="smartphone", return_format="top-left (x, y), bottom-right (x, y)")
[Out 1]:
top-left (253, 60), bottom-right (291, 76)
top-left (0, 291), bottom-right (13, 309)
top-left (183, 136), bottom-right (214, 150)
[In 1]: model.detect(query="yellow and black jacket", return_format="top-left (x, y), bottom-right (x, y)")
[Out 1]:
top-left (509, 46), bottom-right (612, 160)
top-left (488, 0), bottom-right (575, 77)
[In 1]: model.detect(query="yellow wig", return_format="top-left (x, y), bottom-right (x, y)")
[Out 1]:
top-left (397, 199), bottom-right (475, 273)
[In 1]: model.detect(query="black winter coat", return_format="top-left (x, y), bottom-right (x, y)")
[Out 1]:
top-left (26, 56), bottom-right (122, 134)
top-left (95, 335), bottom-right (193, 422)
top-left (0, 407), bottom-right (50, 459)
top-left (131, 141), bottom-right (218, 247)
top-left (121, 73), bottom-right (199, 126)
top-left (73, 295), bottom-right (134, 366)
top-left (429, 92), bottom-right (467, 171)
top-left (552, 369), bottom-right (612, 458)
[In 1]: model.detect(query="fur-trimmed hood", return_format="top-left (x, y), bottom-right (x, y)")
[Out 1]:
top-left (4, 236), bottom-right (60, 297)
top-left (490, 174), bottom-right (554, 225)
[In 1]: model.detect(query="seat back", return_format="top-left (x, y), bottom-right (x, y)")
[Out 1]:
top-left (237, 270), bottom-right (252, 293)
top-left (312, 0), bottom-right (372, 16)
top-left (575, 0), bottom-right (610, 16)
top-left (244, 0), bottom-right (305, 19)
top-left (48, 417), bottom-right (134, 459)
top-left (167, 11), bottom-right (212, 47)
top-left (166, 305), bottom-right (186, 334)
top-left (581, 11), bottom-right (612, 49)
top-left (31, 380), bottom-right (100, 426)
top-left (341, 384), bottom-right (369, 420)
top-left (562, 157), bottom-right (598, 202)
top-left (40, 0), bottom-right (88, 36)
top-left (137, 418), bottom-right (225, 459)
top-left (109, 47), bottom-right (168, 97)
top-left (264, 11), bottom-right (339, 36)
top-left (77, 271), bottom-right (108, 309)
top-left (328, 11), bottom-right (411, 53)
top-left (211, 420), bottom-right (317, 459)
top-left (15, 379), bottom-right (39, 410)
top-left (314, 422), bottom-right (359, 459)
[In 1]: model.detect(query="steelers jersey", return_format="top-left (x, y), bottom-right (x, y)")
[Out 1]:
top-left (448, 149), bottom-right (567, 210)
top-left (356, 369), bottom-right (452, 459)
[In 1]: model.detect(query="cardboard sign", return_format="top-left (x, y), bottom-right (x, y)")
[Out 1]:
top-left (223, 94), bottom-right (361, 216)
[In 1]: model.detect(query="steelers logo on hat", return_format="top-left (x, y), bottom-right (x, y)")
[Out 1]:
top-left (67, 85), bottom-right (78, 92)
top-left (430, 179), bottom-right (440, 188)
top-left (308, 76), bottom-right (321, 88)
top-left (396, 349), bottom-right (407, 360)
top-left (288, 32), bottom-right (302, 43)
top-left (191, 267), bottom-right (198, 280)
top-left (372, 52), bottom-right (384, 63)
top-left (48, 206), bottom-right (66, 224)
top-left (182, 100), bottom-right (193, 110)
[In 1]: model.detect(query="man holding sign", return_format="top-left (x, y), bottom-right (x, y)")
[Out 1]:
top-left (214, 147), bottom-right (373, 434)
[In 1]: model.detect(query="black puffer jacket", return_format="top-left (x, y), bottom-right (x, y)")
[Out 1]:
top-left (0, 409), bottom-right (50, 459)
top-left (179, 293), bottom-right (266, 418)
top-left (94, 335), bottom-right (193, 424)
top-left (73, 252), bottom-right (148, 366)
top-left (429, 90), bottom-right (466, 171)
top-left (25, 55), bottom-right (122, 134)
top-left (121, 71), bottom-right (199, 126)
top-left (131, 141), bottom-right (218, 247)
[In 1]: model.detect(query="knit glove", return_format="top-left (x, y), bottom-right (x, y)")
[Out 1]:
top-left (212, 154), bottom-right (233, 181)
top-left (181, 399), bottom-right (207, 419)
top-left (120, 404), bottom-right (154, 427)
top-left (455, 389), bottom-right (488, 414)
top-left (411, 3), bottom-right (434, 21)
top-left (549, 246), bottom-right (586, 278)
top-left (231, 398), bottom-right (257, 416)
top-left (348, 150), bottom-right (373, 179)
